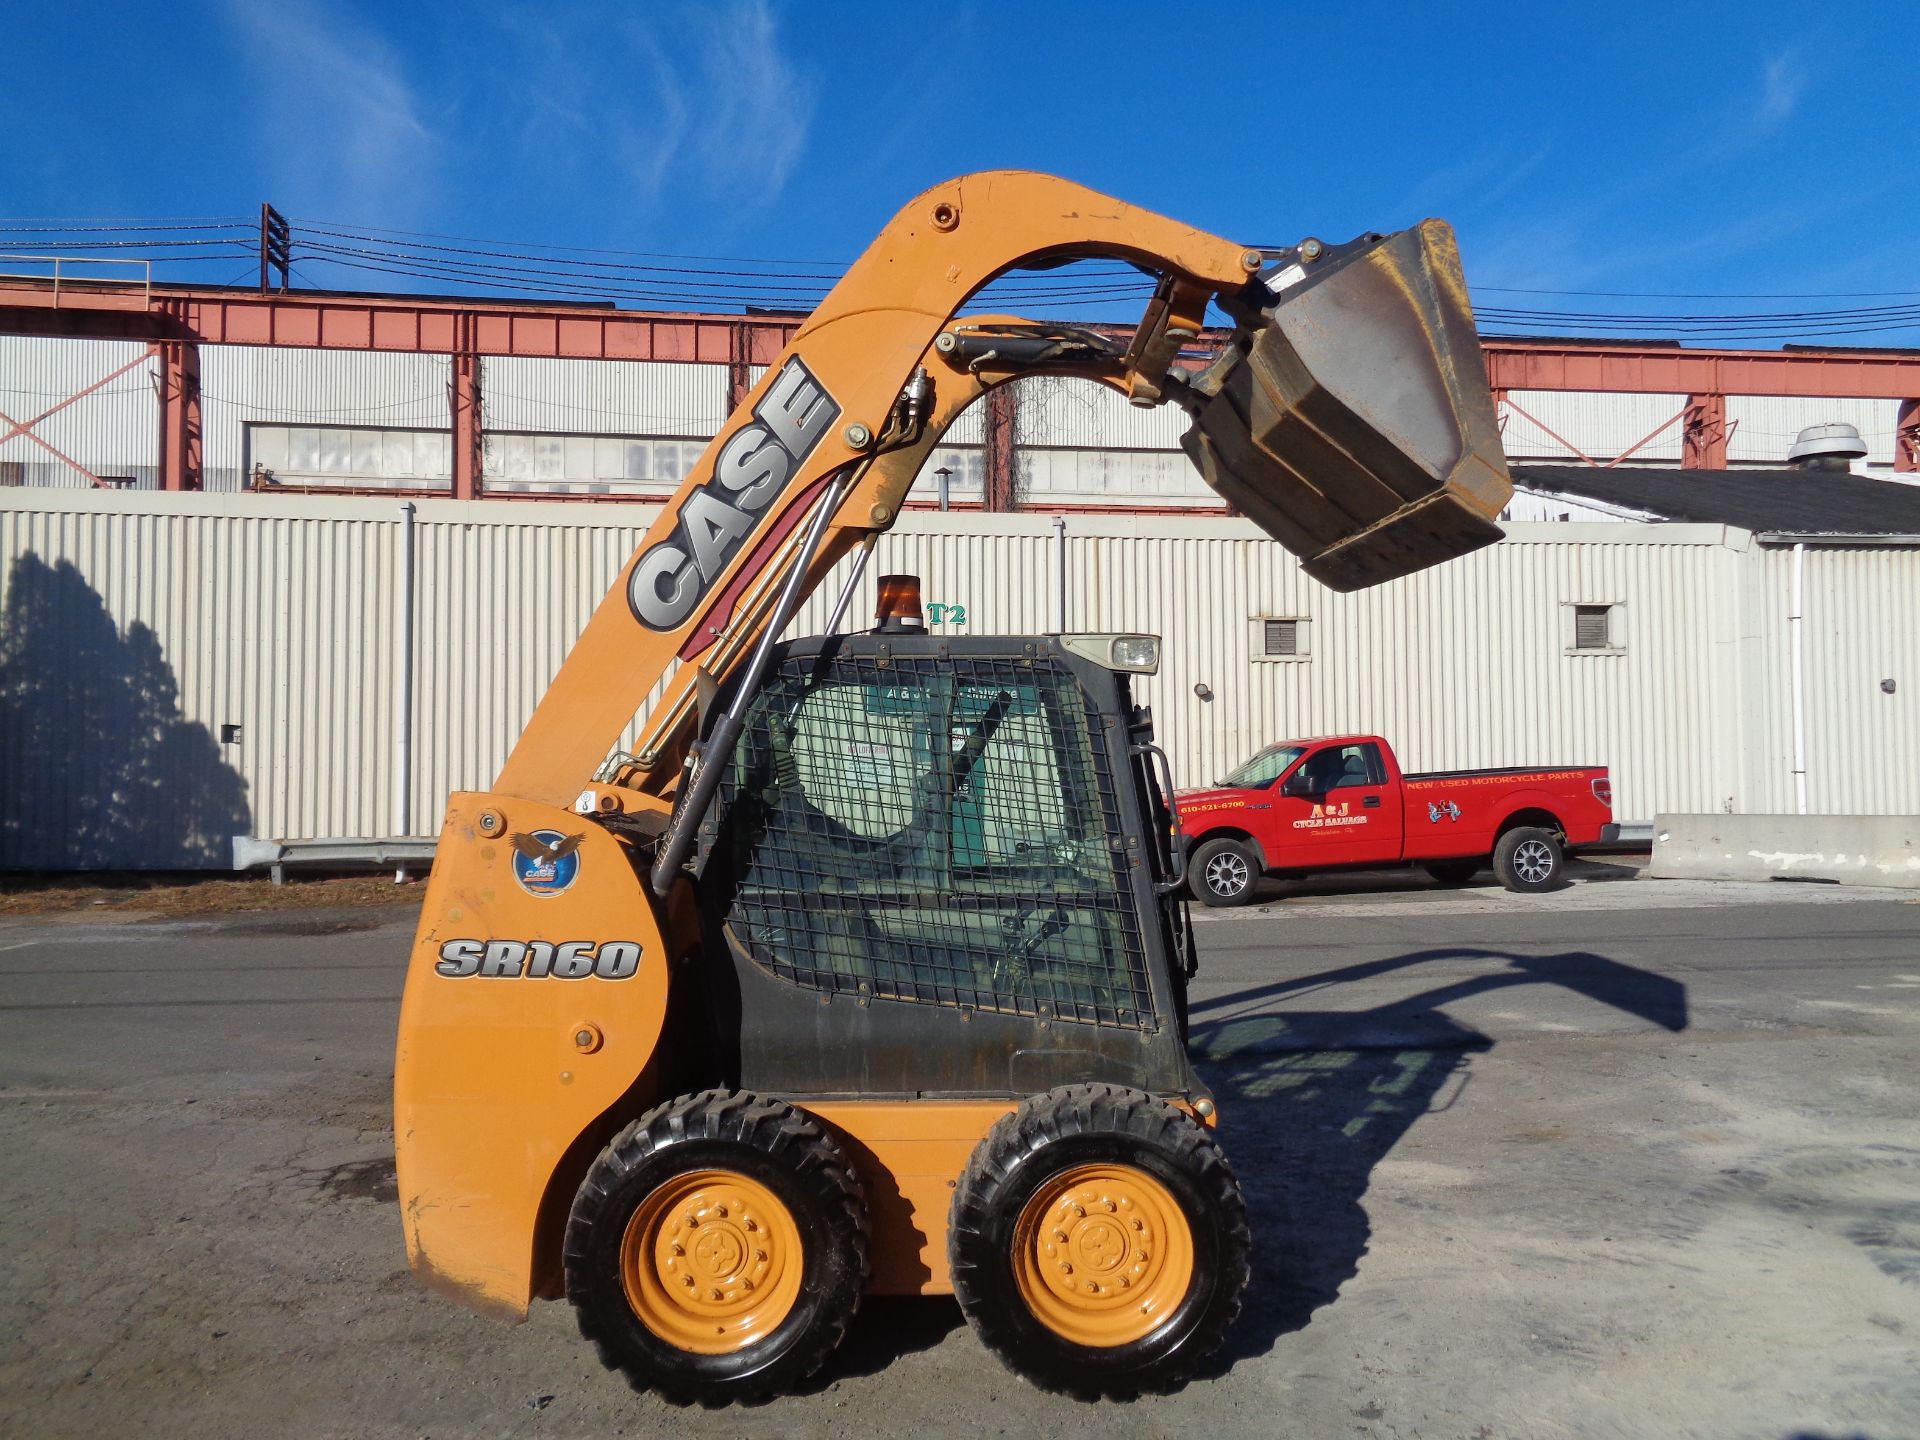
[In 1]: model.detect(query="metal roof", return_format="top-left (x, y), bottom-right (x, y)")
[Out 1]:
top-left (1511, 463), bottom-right (1920, 537)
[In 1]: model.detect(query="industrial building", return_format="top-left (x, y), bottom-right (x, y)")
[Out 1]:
top-left (3, 276), bottom-right (1918, 870)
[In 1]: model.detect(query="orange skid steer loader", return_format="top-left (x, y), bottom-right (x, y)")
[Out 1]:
top-left (394, 171), bottom-right (1511, 1402)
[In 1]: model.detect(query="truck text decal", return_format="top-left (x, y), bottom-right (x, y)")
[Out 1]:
top-left (435, 939), bottom-right (642, 980)
top-left (1291, 801), bottom-right (1369, 830)
top-left (627, 357), bottom-right (842, 631)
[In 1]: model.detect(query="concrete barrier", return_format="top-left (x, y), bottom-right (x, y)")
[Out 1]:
top-left (1652, 814), bottom-right (1920, 889)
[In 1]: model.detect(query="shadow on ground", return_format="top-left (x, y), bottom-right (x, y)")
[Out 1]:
top-left (1238, 855), bottom-right (1646, 904)
top-left (1189, 945), bottom-right (1687, 1372)
top-left (810, 943), bottom-right (1688, 1387)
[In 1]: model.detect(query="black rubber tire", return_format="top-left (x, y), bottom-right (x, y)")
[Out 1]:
top-left (948, 1084), bottom-right (1251, 1400)
top-left (1424, 859), bottom-right (1481, 886)
top-left (1188, 837), bottom-right (1259, 907)
top-left (1492, 826), bottom-right (1565, 893)
top-left (564, 1089), bottom-right (869, 1405)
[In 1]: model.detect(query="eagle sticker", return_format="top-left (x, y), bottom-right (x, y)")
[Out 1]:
top-left (510, 829), bottom-right (584, 897)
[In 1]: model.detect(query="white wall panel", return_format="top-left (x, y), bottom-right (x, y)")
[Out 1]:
top-left (1502, 390), bottom-right (1688, 463)
top-left (0, 337), bottom-right (158, 488)
top-left (1726, 395), bottom-right (1900, 468)
top-left (481, 357), bottom-right (723, 437)
top-left (2, 489), bottom-right (1914, 869)
top-left (199, 346), bottom-right (452, 492)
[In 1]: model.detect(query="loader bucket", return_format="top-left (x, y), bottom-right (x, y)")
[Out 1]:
top-left (1182, 219), bottom-right (1511, 592)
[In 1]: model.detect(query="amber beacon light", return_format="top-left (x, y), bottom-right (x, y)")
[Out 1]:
top-left (873, 574), bottom-right (926, 632)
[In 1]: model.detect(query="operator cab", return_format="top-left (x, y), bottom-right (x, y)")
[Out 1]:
top-left (693, 599), bottom-right (1201, 1101)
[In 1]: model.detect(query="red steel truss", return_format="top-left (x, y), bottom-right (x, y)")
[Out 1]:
top-left (3, 278), bottom-right (1916, 494)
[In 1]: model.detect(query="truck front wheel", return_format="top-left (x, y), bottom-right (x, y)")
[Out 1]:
top-left (1189, 838), bottom-right (1258, 907)
top-left (1493, 827), bottom-right (1564, 893)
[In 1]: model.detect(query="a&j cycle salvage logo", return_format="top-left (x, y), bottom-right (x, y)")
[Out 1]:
top-left (510, 830), bottom-right (584, 897)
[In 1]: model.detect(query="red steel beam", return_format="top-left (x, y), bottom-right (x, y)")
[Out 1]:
top-left (450, 313), bottom-right (482, 501)
top-left (1, 279), bottom-right (1912, 398)
top-left (0, 279), bottom-right (802, 363)
top-left (1481, 339), bottom-right (1920, 401)
top-left (156, 342), bottom-right (202, 490)
top-left (5, 280), bottom-right (1920, 483)
top-left (983, 385), bottom-right (1019, 511)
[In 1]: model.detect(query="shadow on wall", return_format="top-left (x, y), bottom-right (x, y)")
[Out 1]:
top-left (0, 553), bottom-right (251, 869)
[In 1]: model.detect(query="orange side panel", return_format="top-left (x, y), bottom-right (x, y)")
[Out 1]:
top-left (800, 1100), bottom-right (1017, 1296)
top-left (394, 794), bottom-right (673, 1320)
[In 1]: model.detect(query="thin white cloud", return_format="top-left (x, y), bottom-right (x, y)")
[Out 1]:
top-left (221, 0), bottom-right (440, 224)
top-left (616, 1), bottom-right (817, 209)
top-left (1758, 54), bottom-right (1805, 129)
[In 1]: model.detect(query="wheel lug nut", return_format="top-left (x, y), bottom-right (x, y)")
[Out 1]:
top-left (682, 1275), bottom-right (695, 1289)
top-left (1103, 1199), bottom-right (1116, 1212)
top-left (714, 1205), bottom-right (728, 1218)
top-left (1085, 1280), bottom-right (1100, 1293)
top-left (1071, 1204), bottom-right (1086, 1219)
top-left (755, 1249), bottom-right (768, 1262)
top-left (670, 1243), bottom-right (685, 1255)
top-left (1052, 1229), bottom-right (1068, 1244)
top-left (711, 1288), bottom-right (725, 1300)
top-left (744, 1218), bottom-right (757, 1232)
top-left (1060, 1262), bottom-right (1073, 1275)
top-left (1120, 1276), bottom-right (1132, 1289)
top-left (742, 1278), bottom-right (755, 1292)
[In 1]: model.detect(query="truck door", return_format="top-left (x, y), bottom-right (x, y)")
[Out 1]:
top-left (1271, 741), bottom-right (1403, 868)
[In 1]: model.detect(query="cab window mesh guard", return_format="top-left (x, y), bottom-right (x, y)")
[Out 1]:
top-left (714, 652), bottom-right (1154, 1029)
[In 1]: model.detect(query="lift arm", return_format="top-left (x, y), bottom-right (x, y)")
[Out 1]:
top-left (493, 171), bottom-right (1512, 814)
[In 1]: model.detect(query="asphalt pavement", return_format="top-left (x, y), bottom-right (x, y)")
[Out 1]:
top-left (2, 873), bottom-right (1917, 1439)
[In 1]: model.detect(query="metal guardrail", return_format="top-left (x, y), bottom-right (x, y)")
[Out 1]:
top-left (232, 835), bottom-right (437, 885)
top-left (0, 254), bottom-right (151, 306)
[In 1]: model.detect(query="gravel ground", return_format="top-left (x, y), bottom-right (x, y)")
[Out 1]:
top-left (1, 873), bottom-right (1916, 1439)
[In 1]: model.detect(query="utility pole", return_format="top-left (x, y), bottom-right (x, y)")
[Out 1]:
top-left (259, 204), bottom-right (291, 293)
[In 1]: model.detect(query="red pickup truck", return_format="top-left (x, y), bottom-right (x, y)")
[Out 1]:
top-left (1176, 734), bottom-right (1614, 905)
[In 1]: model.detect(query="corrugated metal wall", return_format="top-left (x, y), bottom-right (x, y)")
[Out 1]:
top-left (1726, 395), bottom-right (1901, 468)
top-left (200, 346), bottom-right (453, 492)
top-left (480, 357), bottom-right (722, 436)
top-left (0, 337), bottom-right (159, 488)
top-left (1501, 390), bottom-right (1688, 463)
top-left (2, 487), bottom-right (1914, 869)
top-left (1742, 544), bottom-right (1920, 814)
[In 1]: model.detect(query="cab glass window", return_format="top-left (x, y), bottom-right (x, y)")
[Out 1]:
top-left (715, 652), bottom-right (1155, 1028)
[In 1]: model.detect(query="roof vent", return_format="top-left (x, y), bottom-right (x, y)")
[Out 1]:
top-left (1788, 422), bottom-right (1867, 471)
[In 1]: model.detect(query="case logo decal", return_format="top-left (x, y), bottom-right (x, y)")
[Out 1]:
top-left (511, 830), bottom-right (584, 896)
top-left (627, 356), bottom-right (841, 631)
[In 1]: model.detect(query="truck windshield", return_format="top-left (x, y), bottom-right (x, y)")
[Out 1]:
top-left (1220, 745), bottom-right (1305, 788)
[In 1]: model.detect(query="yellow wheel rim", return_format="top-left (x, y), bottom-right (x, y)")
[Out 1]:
top-left (1011, 1163), bottom-right (1195, 1348)
top-left (620, 1169), bottom-right (803, 1355)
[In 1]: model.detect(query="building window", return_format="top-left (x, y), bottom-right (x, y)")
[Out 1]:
top-left (481, 432), bottom-right (711, 496)
top-left (248, 424), bottom-right (452, 491)
top-left (1570, 603), bottom-right (1621, 653)
top-left (1252, 616), bottom-right (1309, 662)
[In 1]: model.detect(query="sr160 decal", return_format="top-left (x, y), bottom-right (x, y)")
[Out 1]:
top-left (436, 939), bottom-right (641, 979)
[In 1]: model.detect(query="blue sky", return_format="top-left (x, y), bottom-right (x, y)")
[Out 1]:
top-left (4, 1), bottom-right (1915, 338)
